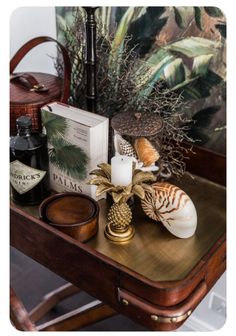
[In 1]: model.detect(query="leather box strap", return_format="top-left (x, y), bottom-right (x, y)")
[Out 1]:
top-left (10, 73), bottom-right (49, 92)
top-left (10, 36), bottom-right (71, 102)
top-left (118, 281), bottom-right (207, 324)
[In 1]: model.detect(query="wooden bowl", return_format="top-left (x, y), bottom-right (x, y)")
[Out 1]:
top-left (39, 192), bottom-right (99, 242)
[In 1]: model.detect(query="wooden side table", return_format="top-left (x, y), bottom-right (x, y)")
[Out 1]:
top-left (10, 146), bottom-right (226, 331)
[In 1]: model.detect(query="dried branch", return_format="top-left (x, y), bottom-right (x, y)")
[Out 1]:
top-left (56, 7), bottom-right (196, 179)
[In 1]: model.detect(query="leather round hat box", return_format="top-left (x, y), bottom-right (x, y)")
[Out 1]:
top-left (39, 193), bottom-right (99, 242)
top-left (10, 36), bottom-right (71, 135)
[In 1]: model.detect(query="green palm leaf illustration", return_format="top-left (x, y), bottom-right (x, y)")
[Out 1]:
top-left (41, 110), bottom-right (67, 139)
top-left (49, 137), bottom-right (88, 179)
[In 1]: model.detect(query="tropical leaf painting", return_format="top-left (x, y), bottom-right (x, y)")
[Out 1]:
top-left (185, 106), bottom-right (221, 144)
top-left (55, 6), bottom-right (226, 155)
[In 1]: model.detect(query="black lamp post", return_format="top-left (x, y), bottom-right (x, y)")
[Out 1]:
top-left (83, 7), bottom-right (98, 113)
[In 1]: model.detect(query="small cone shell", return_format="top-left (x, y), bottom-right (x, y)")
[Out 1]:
top-left (134, 137), bottom-right (160, 167)
top-left (114, 134), bottom-right (137, 158)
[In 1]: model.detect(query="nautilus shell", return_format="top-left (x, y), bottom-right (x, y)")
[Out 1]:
top-left (134, 137), bottom-right (160, 167)
top-left (114, 134), bottom-right (137, 158)
top-left (141, 182), bottom-right (197, 238)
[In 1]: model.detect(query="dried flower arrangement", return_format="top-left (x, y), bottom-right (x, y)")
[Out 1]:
top-left (55, 7), bottom-right (226, 178)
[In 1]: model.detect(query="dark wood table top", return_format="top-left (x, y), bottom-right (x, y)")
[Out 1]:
top-left (11, 173), bottom-right (225, 283)
top-left (10, 146), bottom-right (226, 331)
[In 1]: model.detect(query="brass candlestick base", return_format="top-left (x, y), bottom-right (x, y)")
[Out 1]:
top-left (104, 222), bottom-right (135, 242)
top-left (89, 162), bottom-right (156, 243)
top-left (105, 201), bottom-right (134, 242)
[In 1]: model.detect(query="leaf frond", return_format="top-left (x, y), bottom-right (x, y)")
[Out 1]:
top-left (49, 137), bottom-right (88, 179)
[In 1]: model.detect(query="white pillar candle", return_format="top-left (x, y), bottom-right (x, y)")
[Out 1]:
top-left (111, 155), bottom-right (133, 186)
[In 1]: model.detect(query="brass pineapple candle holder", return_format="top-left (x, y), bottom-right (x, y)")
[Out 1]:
top-left (89, 163), bottom-right (156, 242)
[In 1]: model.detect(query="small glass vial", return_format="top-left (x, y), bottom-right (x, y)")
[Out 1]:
top-left (10, 116), bottom-right (50, 205)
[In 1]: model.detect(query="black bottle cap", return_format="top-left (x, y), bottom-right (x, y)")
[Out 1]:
top-left (16, 116), bottom-right (32, 128)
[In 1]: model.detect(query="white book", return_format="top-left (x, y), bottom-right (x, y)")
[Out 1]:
top-left (41, 102), bottom-right (109, 200)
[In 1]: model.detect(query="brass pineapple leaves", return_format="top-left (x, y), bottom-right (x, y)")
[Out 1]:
top-left (89, 163), bottom-right (156, 203)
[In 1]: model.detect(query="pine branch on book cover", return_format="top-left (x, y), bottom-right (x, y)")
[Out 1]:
top-left (49, 137), bottom-right (88, 180)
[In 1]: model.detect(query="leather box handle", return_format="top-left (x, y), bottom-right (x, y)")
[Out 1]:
top-left (118, 281), bottom-right (207, 324)
top-left (10, 36), bottom-right (71, 102)
top-left (10, 73), bottom-right (49, 92)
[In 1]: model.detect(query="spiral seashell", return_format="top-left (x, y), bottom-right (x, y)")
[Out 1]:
top-left (134, 137), bottom-right (160, 167)
top-left (114, 134), bottom-right (137, 158)
top-left (141, 182), bottom-right (197, 238)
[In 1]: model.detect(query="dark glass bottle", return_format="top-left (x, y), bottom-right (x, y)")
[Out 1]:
top-left (10, 116), bottom-right (50, 205)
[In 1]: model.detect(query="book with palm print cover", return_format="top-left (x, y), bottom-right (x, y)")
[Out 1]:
top-left (41, 102), bottom-right (109, 200)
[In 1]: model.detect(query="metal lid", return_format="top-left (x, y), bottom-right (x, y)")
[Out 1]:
top-left (16, 115), bottom-right (32, 127)
top-left (111, 112), bottom-right (163, 137)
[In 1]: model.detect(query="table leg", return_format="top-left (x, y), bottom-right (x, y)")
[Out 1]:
top-left (29, 283), bottom-right (80, 323)
top-left (37, 299), bottom-right (117, 331)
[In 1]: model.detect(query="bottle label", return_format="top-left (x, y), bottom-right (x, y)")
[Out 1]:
top-left (10, 160), bottom-right (46, 194)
